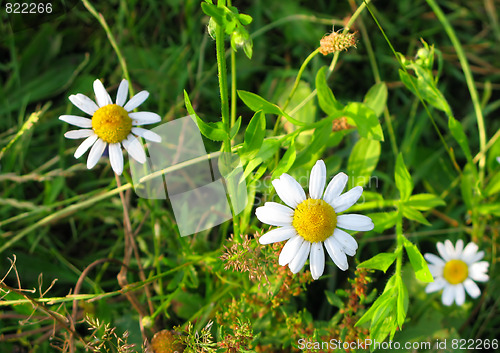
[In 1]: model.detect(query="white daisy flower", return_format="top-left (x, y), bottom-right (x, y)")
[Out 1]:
top-left (60, 79), bottom-right (162, 175)
top-left (425, 239), bottom-right (489, 306)
top-left (255, 160), bottom-right (374, 280)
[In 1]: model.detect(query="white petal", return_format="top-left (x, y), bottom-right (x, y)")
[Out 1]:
top-left (425, 277), bottom-right (447, 293)
top-left (454, 239), bottom-right (464, 257)
top-left (461, 242), bottom-right (479, 263)
top-left (288, 241), bottom-right (311, 274)
top-left (59, 115), bottom-right (92, 128)
top-left (116, 79), bottom-right (129, 106)
top-left (323, 172), bottom-right (348, 205)
top-left (444, 240), bottom-right (456, 258)
top-left (337, 214), bottom-right (374, 232)
top-left (74, 134), bottom-right (98, 159)
top-left (424, 253), bottom-right (445, 267)
top-left (109, 143), bottom-right (124, 175)
top-left (331, 186), bottom-right (363, 213)
top-left (310, 242), bottom-right (325, 280)
top-left (64, 129), bottom-right (94, 139)
top-left (468, 251), bottom-right (485, 264)
top-left (68, 94), bottom-right (99, 115)
top-left (469, 262), bottom-right (489, 282)
top-left (454, 283), bottom-right (465, 306)
top-left (255, 202), bottom-right (294, 227)
top-left (124, 90), bottom-right (149, 111)
top-left (122, 135), bottom-right (146, 164)
top-left (87, 138), bottom-right (107, 169)
top-left (130, 112), bottom-right (162, 125)
top-left (93, 79), bottom-right (113, 107)
top-left (132, 127), bottom-right (161, 143)
top-left (436, 242), bottom-right (452, 261)
top-left (428, 264), bottom-right (443, 277)
top-left (279, 236), bottom-right (304, 266)
top-left (324, 236), bottom-right (348, 271)
top-left (259, 226), bottom-right (296, 244)
top-left (272, 173), bottom-right (306, 209)
top-left (309, 160), bottom-right (326, 199)
top-left (441, 285), bottom-right (455, 306)
top-left (463, 278), bottom-right (481, 298)
top-left (333, 228), bottom-right (357, 256)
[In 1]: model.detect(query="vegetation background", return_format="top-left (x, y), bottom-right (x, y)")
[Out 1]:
top-left (1, 0), bottom-right (499, 352)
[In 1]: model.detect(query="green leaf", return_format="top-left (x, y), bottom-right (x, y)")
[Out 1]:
top-left (395, 153), bottom-right (413, 201)
top-left (477, 203), bottom-right (500, 216)
top-left (238, 13), bottom-right (253, 25)
top-left (363, 82), bottom-right (388, 118)
top-left (293, 123), bottom-right (332, 168)
top-left (407, 193), bottom-right (445, 210)
top-left (344, 102), bottom-right (384, 141)
top-left (200, 2), bottom-right (225, 25)
top-left (396, 276), bottom-right (409, 328)
top-left (358, 252), bottom-right (397, 273)
top-left (356, 288), bottom-right (394, 326)
top-left (401, 205), bottom-right (430, 226)
top-left (325, 290), bottom-right (344, 308)
top-left (403, 238), bottom-right (433, 282)
top-left (184, 90), bottom-right (227, 141)
top-left (242, 139), bottom-right (280, 179)
top-left (449, 116), bottom-right (473, 163)
top-left (347, 138), bottom-right (381, 187)
top-left (315, 66), bottom-right (343, 114)
top-left (460, 162), bottom-right (477, 211)
top-left (242, 111), bottom-right (266, 158)
top-left (230, 116), bottom-right (242, 139)
top-left (367, 211), bottom-right (399, 233)
top-left (272, 139), bottom-right (296, 179)
top-left (237, 90), bottom-right (305, 126)
top-left (399, 66), bottom-right (452, 116)
top-left (485, 171), bottom-right (500, 196)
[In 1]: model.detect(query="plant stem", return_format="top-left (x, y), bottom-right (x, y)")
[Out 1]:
top-left (216, 0), bottom-right (231, 153)
top-left (82, 0), bottom-right (133, 95)
top-left (425, 0), bottom-right (487, 184)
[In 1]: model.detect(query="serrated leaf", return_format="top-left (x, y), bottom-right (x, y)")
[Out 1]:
top-left (407, 193), bottom-right (445, 210)
top-left (401, 205), bottom-right (430, 225)
top-left (344, 102), bottom-right (384, 141)
top-left (358, 252), bottom-right (397, 273)
top-left (403, 238), bottom-right (433, 282)
top-left (315, 66), bottom-right (343, 114)
top-left (347, 138), bottom-right (381, 187)
top-left (242, 111), bottom-right (266, 158)
top-left (395, 153), bottom-right (413, 201)
top-left (363, 82), bottom-right (388, 118)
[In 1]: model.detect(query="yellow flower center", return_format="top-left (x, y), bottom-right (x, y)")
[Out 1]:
top-left (443, 259), bottom-right (468, 285)
top-left (92, 104), bottom-right (132, 144)
top-left (292, 198), bottom-right (337, 243)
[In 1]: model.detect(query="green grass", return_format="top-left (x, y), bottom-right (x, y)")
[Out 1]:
top-left (1, 0), bottom-right (500, 352)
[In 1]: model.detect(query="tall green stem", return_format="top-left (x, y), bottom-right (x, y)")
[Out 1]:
top-left (426, 0), bottom-right (487, 183)
top-left (216, 0), bottom-right (231, 153)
